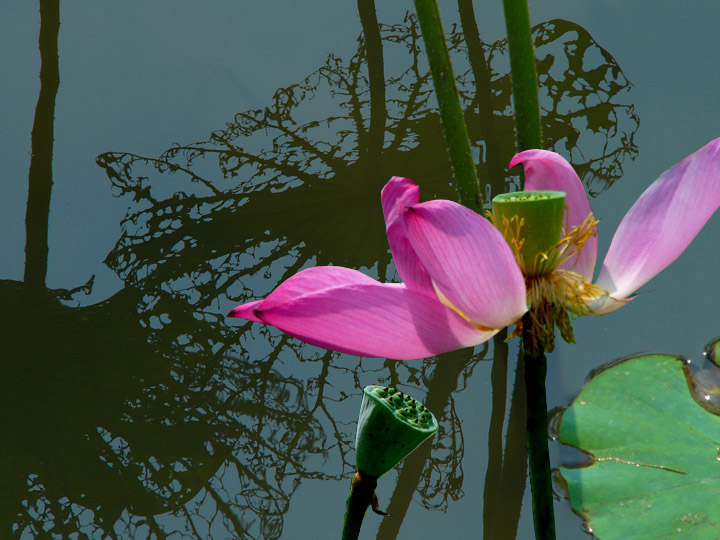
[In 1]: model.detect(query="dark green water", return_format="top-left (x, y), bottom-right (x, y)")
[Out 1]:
top-left (1, 1), bottom-right (719, 538)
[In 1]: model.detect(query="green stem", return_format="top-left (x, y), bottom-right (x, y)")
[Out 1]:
top-left (504, 0), bottom-right (551, 530)
top-left (521, 314), bottom-right (556, 540)
top-left (341, 471), bottom-right (378, 540)
top-left (413, 0), bottom-right (482, 210)
top-left (502, 0), bottom-right (543, 151)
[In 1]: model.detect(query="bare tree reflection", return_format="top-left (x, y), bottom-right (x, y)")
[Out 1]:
top-left (6, 4), bottom-right (334, 540)
top-left (98, 16), bottom-right (636, 291)
top-left (91, 13), bottom-right (637, 540)
top-left (2, 277), bottom-right (337, 538)
top-left (532, 19), bottom-right (638, 195)
top-left (2, 8), bottom-right (640, 540)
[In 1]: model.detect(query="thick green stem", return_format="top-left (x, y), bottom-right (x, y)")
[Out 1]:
top-left (413, 0), bottom-right (482, 210)
top-left (341, 471), bottom-right (378, 540)
top-left (504, 0), bottom-right (552, 530)
top-left (502, 0), bottom-right (543, 152)
top-left (522, 314), bottom-right (556, 540)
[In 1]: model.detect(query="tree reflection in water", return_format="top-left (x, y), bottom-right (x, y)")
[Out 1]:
top-left (98, 19), bottom-right (637, 289)
top-left (94, 13), bottom-right (637, 540)
top-left (4, 5), bottom-right (638, 540)
top-left (101, 16), bottom-right (636, 540)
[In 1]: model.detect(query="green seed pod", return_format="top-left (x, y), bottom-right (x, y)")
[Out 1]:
top-left (492, 190), bottom-right (566, 276)
top-left (355, 385), bottom-right (439, 478)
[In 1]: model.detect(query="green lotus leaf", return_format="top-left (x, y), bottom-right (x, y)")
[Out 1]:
top-left (559, 344), bottom-right (720, 539)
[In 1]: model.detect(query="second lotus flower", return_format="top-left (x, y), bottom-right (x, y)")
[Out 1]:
top-left (229, 138), bottom-right (720, 360)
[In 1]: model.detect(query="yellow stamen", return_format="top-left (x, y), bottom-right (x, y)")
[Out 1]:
top-left (433, 283), bottom-right (496, 332)
top-left (487, 212), bottom-right (532, 273)
top-left (492, 209), bottom-right (607, 353)
top-left (553, 213), bottom-right (600, 270)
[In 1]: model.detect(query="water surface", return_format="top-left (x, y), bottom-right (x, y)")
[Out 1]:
top-left (2, 2), bottom-right (719, 538)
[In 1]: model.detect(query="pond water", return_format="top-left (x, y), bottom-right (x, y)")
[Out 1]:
top-left (2, 1), bottom-right (719, 539)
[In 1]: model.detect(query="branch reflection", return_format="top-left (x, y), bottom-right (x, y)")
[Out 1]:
top-left (4, 7), bottom-right (638, 540)
top-left (93, 13), bottom-right (637, 540)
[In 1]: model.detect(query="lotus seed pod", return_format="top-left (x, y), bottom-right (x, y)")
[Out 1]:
top-left (355, 385), bottom-right (438, 478)
top-left (492, 190), bottom-right (566, 276)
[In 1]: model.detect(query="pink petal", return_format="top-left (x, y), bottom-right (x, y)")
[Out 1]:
top-left (596, 138), bottom-right (720, 300)
top-left (258, 282), bottom-right (498, 360)
top-left (401, 199), bottom-right (527, 329)
top-left (584, 293), bottom-right (632, 316)
top-left (381, 177), bottom-right (434, 294)
top-left (228, 266), bottom-right (377, 321)
top-left (229, 265), bottom-right (496, 359)
top-left (228, 300), bottom-right (264, 322)
top-left (258, 281), bottom-right (498, 360)
top-left (510, 150), bottom-right (597, 280)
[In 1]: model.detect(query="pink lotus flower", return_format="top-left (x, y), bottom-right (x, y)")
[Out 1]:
top-left (229, 138), bottom-right (720, 360)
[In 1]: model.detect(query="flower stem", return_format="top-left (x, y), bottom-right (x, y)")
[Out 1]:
top-left (341, 470), bottom-right (378, 540)
top-left (502, 0), bottom-right (543, 151)
top-left (521, 314), bottom-right (556, 540)
top-left (504, 0), bottom-right (552, 532)
top-left (413, 0), bottom-right (482, 210)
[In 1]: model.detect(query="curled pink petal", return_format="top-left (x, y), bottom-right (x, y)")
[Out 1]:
top-left (228, 300), bottom-right (264, 322)
top-left (402, 199), bottom-right (527, 329)
top-left (381, 177), bottom-right (434, 294)
top-left (584, 293), bottom-right (632, 316)
top-left (258, 281), bottom-right (498, 360)
top-left (596, 137), bottom-right (720, 300)
top-left (510, 150), bottom-right (597, 280)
